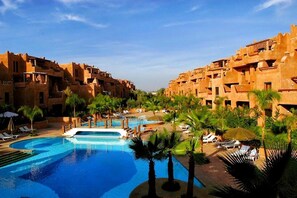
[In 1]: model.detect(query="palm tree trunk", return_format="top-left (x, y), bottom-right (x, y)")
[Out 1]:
top-left (200, 135), bottom-right (204, 153)
top-left (73, 105), bottom-right (76, 117)
top-left (168, 151), bottom-right (174, 185)
top-left (187, 152), bottom-right (195, 198)
top-left (288, 130), bottom-right (292, 144)
top-left (31, 120), bottom-right (34, 131)
top-left (148, 159), bottom-right (157, 197)
top-left (262, 112), bottom-right (268, 162)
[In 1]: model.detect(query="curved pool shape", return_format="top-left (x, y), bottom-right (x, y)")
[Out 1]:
top-left (1, 137), bottom-right (203, 198)
top-left (75, 131), bottom-right (121, 137)
top-left (10, 137), bottom-right (65, 150)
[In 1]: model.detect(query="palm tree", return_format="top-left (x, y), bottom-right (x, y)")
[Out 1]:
top-left (248, 89), bottom-right (281, 161)
top-left (88, 94), bottom-right (108, 119)
top-left (284, 108), bottom-right (297, 143)
top-left (179, 107), bottom-right (211, 153)
top-left (211, 143), bottom-right (297, 198)
top-left (145, 97), bottom-right (161, 116)
top-left (248, 89), bottom-right (281, 141)
top-left (65, 93), bottom-right (85, 117)
top-left (18, 105), bottom-right (43, 131)
top-left (129, 135), bottom-right (164, 198)
top-left (184, 139), bottom-right (197, 198)
top-left (160, 130), bottom-right (181, 191)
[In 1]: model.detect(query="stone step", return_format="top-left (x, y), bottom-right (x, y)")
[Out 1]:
top-left (0, 151), bottom-right (35, 167)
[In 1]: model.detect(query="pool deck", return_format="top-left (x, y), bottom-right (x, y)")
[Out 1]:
top-left (0, 113), bottom-right (265, 197)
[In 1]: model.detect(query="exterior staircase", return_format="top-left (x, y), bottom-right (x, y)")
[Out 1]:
top-left (0, 151), bottom-right (35, 167)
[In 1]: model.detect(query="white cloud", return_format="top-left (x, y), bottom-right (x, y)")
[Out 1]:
top-left (58, 13), bottom-right (108, 28)
top-left (255, 0), bottom-right (292, 11)
top-left (188, 5), bottom-right (200, 12)
top-left (0, 0), bottom-right (24, 14)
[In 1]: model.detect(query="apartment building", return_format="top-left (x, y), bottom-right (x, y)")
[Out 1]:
top-left (0, 51), bottom-right (135, 115)
top-left (165, 25), bottom-right (297, 116)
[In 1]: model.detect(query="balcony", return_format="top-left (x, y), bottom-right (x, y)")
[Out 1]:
top-left (234, 84), bottom-right (251, 93)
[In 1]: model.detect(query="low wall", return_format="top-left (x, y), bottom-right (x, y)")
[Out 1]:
top-left (33, 119), bottom-right (48, 129)
top-left (47, 117), bottom-right (80, 124)
top-left (142, 121), bottom-right (164, 128)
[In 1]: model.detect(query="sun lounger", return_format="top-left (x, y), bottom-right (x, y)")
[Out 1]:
top-left (221, 140), bottom-right (241, 149)
top-left (179, 124), bottom-right (190, 131)
top-left (3, 132), bottom-right (19, 139)
top-left (23, 126), bottom-right (33, 131)
top-left (203, 134), bottom-right (217, 143)
top-left (19, 126), bottom-right (31, 133)
top-left (0, 133), bottom-right (13, 140)
top-left (245, 148), bottom-right (259, 161)
top-left (203, 133), bottom-right (213, 140)
top-left (231, 145), bottom-right (250, 156)
top-left (216, 140), bottom-right (235, 146)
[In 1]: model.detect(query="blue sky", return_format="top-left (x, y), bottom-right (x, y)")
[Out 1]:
top-left (1, 0), bottom-right (297, 91)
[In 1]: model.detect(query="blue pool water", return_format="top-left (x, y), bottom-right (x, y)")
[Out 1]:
top-left (84, 119), bottom-right (157, 129)
top-left (75, 131), bottom-right (121, 137)
top-left (0, 137), bottom-right (203, 198)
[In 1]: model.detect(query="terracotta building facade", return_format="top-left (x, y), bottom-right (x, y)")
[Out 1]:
top-left (165, 25), bottom-right (297, 116)
top-left (0, 51), bottom-right (135, 115)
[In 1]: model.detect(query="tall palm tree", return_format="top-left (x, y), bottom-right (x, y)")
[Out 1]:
top-left (248, 89), bottom-right (281, 161)
top-left (18, 105), bottom-right (43, 131)
top-left (179, 107), bottom-right (211, 153)
top-left (145, 97), bottom-right (161, 116)
top-left (88, 94), bottom-right (108, 119)
top-left (160, 130), bottom-right (181, 191)
top-left (284, 108), bottom-right (297, 143)
top-left (129, 135), bottom-right (164, 198)
top-left (248, 89), bottom-right (281, 141)
top-left (211, 143), bottom-right (297, 198)
top-left (65, 93), bottom-right (85, 117)
top-left (185, 139), bottom-right (197, 198)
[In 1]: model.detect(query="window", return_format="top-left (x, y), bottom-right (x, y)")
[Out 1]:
top-left (215, 87), bottom-right (219, 96)
top-left (5, 92), bottom-right (9, 104)
top-left (264, 82), bottom-right (272, 90)
top-left (195, 89), bottom-right (198, 96)
top-left (242, 70), bottom-right (245, 76)
top-left (13, 61), bottom-right (18, 72)
top-left (39, 92), bottom-right (44, 104)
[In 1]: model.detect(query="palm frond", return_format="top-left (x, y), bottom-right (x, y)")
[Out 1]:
top-left (218, 154), bottom-right (261, 192)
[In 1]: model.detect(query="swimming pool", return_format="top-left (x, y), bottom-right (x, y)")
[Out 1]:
top-left (0, 137), bottom-right (203, 198)
top-left (85, 118), bottom-right (157, 129)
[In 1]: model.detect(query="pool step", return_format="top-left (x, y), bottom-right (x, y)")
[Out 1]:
top-left (0, 151), bottom-right (35, 167)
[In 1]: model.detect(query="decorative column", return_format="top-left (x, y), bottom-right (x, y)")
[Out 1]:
top-left (121, 120), bottom-right (124, 129)
top-left (88, 119), bottom-right (91, 128)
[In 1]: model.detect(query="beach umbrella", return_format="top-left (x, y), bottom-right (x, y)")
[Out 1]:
top-left (7, 117), bottom-right (15, 134)
top-left (223, 127), bottom-right (257, 141)
top-left (0, 111), bottom-right (18, 118)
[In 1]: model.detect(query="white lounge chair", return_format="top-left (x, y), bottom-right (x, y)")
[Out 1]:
top-left (246, 148), bottom-right (259, 161)
top-left (203, 134), bottom-right (217, 143)
top-left (203, 133), bottom-right (213, 140)
top-left (221, 140), bottom-right (241, 149)
top-left (19, 126), bottom-right (31, 133)
top-left (179, 124), bottom-right (190, 131)
top-left (3, 132), bottom-right (19, 139)
top-left (23, 126), bottom-right (33, 131)
top-left (231, 145), bottom-right (250, 156)
top-left (0, 133), bottom-right (12, 140)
